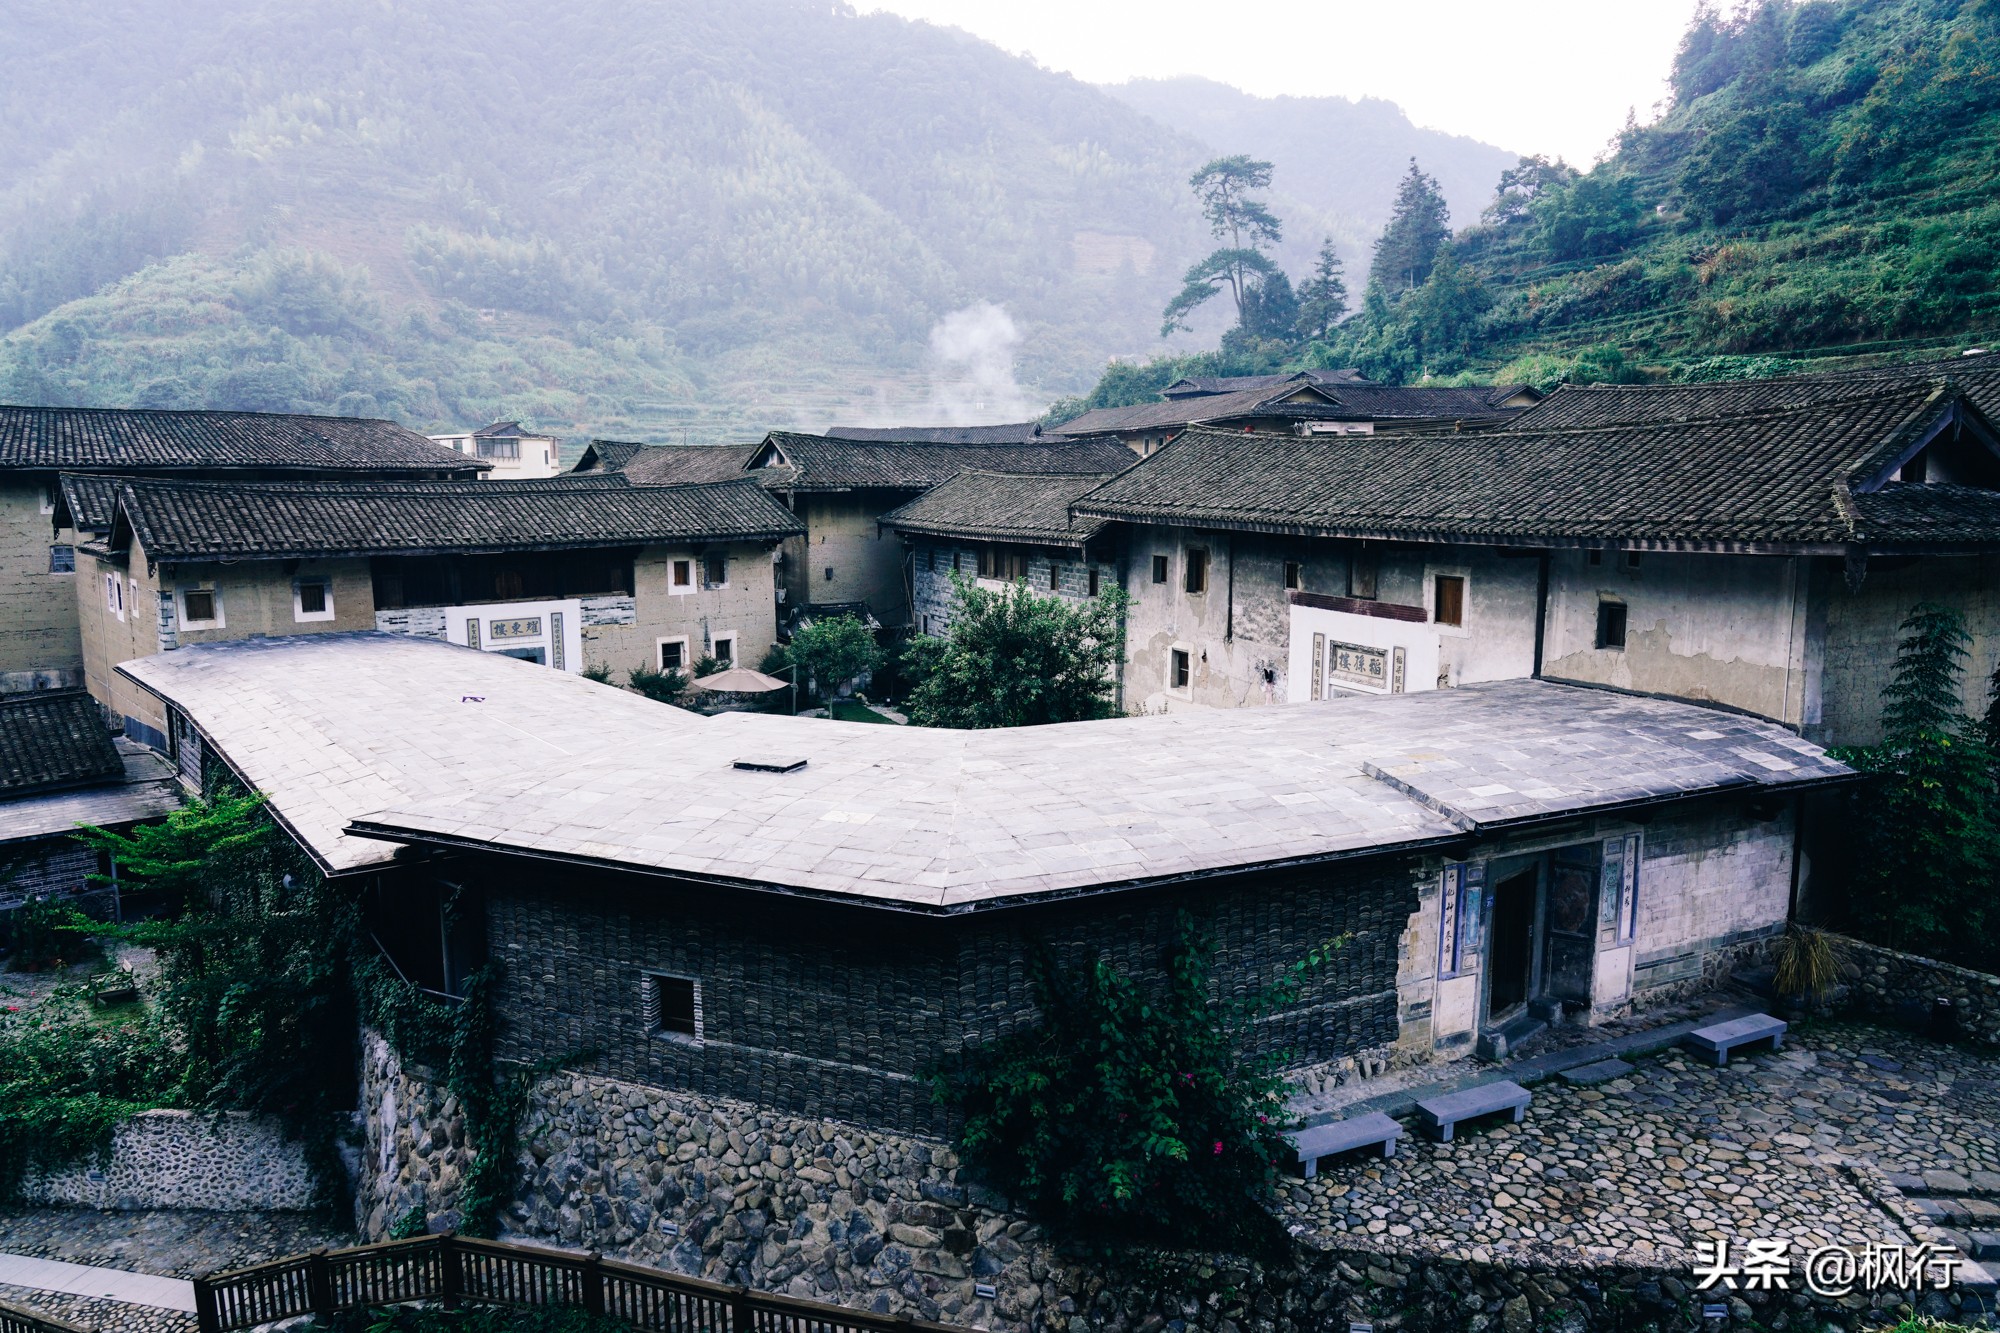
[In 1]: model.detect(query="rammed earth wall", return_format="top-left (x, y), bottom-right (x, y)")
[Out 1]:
top-left (19, 1109), bottom-right (317, 1211)
top-left (355, 1043), bottom-right (1993, 1332)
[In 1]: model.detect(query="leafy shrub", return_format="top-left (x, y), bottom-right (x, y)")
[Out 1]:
top-left (786, 615), bottom-right (882, 702)
top-left (936, 916), bottom-right (1346, 1251)
top-left (902, 576), bottom-right (1126, 729)
top-left (625, 664), bottom-right (688, 703)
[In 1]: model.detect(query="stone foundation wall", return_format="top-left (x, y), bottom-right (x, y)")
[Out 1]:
top-left (1836, 935), bottom-right (2000, 1047)
top-left (355, 1033), bottom-right (1993, 1331)
top-left (18, 1109), bottom-right (317, 1211)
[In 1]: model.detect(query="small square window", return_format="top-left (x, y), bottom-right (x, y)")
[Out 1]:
top-left (824, 565), bottom-right (834, 581)
top-left (713, 637), bottom-right (735, 666)
top-left (293, 578), bottom-right (334, 622)
top-left (640, 972), bottom-right (701, 1042)
top-left (671, 559), bottom-right (694, 590)
top-left (1151, 555), bottom-right (1169, 584)
top-left (1596, 600), bottom-right (1628, 650)
top-left (1625, 550), bottom-right (1642, 570)
top-left (48, 545), bottom-right (74, 575)
top-left (179, 587), bottom-right (222, 629)
top-left (1087, 568), bottom-right (1100, 597)
top-left (1283, 560), bottom-right (1301, 591)
top-left (1587, 549), bottom-right (1603, 566)
top-left (1434, 575), bottom-right (1466, 628)
top-left (952, 551), bottom-right (962, 573)
top-left (1184, 547), bottom-right (1208, 595)
top-left (659, 639), bottom-right (687, 671)
top-left (105, 573), bottom-right (124, 619)
top-left (1171, 647), bottom-right (1190, 690)
top-left (1048, 563), bottom-right (1060, 591)
top-left (927, 549), bottom-right (937, 572)
top-left (703, 553), bottom-right (728, 587)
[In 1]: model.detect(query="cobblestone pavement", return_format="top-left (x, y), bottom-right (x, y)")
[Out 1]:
top-left (0, 1208), bottom-right (351, 1332)
top-left (1287, 1022), bottom-right (2000, 1268)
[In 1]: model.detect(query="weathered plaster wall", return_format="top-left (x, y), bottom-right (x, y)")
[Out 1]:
top-left (78, 549), bottom-right (165, 741)
top-left (1626, 802), bottom-right (1794, 999)
top-left (1816, 552), bottom-right (2000, 746)
top-left (18, 1109), bottom-right (318, 1211)
top-left (583, 542), bottom-right (780, 676)
top-left (159, 555), bottom-right (379, 648)
top-left (799, 493), bottom-right (911, 626)
top-left (906, 540), bottom-right (1118, 639)
top-left (0, 480), bottom-right (83, 690)
top-left (1544, 550), bottom-right (1810, 726)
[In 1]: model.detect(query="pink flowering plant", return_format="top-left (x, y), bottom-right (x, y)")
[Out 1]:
top-left (935, 911), bottom-right (1348, 1250)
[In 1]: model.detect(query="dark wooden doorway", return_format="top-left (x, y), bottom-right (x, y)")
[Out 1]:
top-left (1487, 861), bottom-right (1539, 1017)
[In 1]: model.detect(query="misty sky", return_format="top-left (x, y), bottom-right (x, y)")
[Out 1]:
top-left (856, 0), bottom-right (1705, 165)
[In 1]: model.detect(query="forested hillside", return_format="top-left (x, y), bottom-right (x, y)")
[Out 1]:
top-left (1076, 0), bottom-right (2000, 402)
top-left (0, 0), bottom-right (1352, 440)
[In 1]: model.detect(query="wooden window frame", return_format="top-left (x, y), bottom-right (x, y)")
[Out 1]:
top-left (1183, 546), bottom-right (1208, 595)
top-left (1596, 599), bottom-right (1628, 650)
top-left (1433, 574), bottom-right (1467, 629)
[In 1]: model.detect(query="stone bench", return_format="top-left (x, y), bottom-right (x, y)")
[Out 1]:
top-left (1288, 1113), bottom-right (1404, 1177)
top-left (1416, 1080), bottom-right (1532, 1143)
top-left (1682, 1013), bottom-right (1787, 1066)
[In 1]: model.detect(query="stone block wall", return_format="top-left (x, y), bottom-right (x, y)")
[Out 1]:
top-left (482, 858), bottom-right (1416, 1137)
top-left (355, 1047), bottom-right (1993, 1331)
top-left (1837, 935), bottom-right (2000, 1047)
top-left (18, 1109), bottom-right (317, 1211)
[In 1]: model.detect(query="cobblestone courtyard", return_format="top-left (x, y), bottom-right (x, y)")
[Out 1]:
top-left (1288, 1022), bottom-right (2000, 1273)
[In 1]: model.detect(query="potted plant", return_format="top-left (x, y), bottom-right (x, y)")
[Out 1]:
top-left (1771, 924), bottom-right (1844, 1021)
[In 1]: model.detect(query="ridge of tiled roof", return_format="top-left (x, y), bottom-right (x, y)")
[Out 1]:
top-left (571, 439), bottom-right (647, 473)
top-left (108, 474), bottom-right (801, 562)
top-left (1319, 384), bottom-right (1538, 418)
top-left (823, 422), bottom-right (1052, 444)
top-left (0, 405), bottom-right (487, 473)
top-left (752, 432), bottom-right (1138, 491)
top-left (0, 691), bottom-right (123, 796)
top-left (1511, 353), bottom-right (2000, 432)
top-left (1052, 384), bottom-right (1351, 436)
top-left (1074, 384), bottom-right (2000, 551)
top-left (879, 471), bottom-right (1116, 546)
top-left (1161, 369), bottom-right (1373, 398)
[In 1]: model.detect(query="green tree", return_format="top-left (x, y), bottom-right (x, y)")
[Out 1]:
top-left (785, 614), bottom-right (882, 702)
top-left (1161, 156), bottom-right (1284, 336)
top-left (1293, 237), bottom-right (1349, 342)
top-left (1833, 605), bottom-right (1999, 969)
top-left (902, 575), bottom-right (1127, 728)
top-left (73, 790), bottom-right (270, 914)
top-left (937, 915), bottom-right (1347, 1250)
top-left (1370, 159), bottom-right (1451, 291)
top-left (1531, 172), bottom-right (1644, 261)
top-left (1480, 154), bottom-right (1578, 227)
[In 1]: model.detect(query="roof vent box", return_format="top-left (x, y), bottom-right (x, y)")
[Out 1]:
top-left (734, 756), bottom-right (808, 774)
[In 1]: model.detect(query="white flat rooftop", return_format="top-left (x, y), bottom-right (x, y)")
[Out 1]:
top-left (120, 634), bottom-right (1851, 912)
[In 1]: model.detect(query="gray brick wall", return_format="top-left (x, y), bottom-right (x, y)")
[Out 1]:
top-left (908, 540), bottom-right (1119, 638)
top-left (484, 857), bottom-right (1418, 1134)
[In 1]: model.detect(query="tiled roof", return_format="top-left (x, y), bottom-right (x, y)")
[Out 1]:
top-left (0, 406), bottom-right (486, 474)
top-left (1511, 354), bottom-right (2000, 432)
top-left (879, 471), bottom-right (1117, 546)
top-left (1073, 385), bottom-right (2000, 550)
top-left (0, 691), bottom-right (122, 796)
top-left (1053, 385), bottom-right (1351, 436)
top-left (1315, 384), bottom-right (1537, 420)
top-left (613, 443), bottom-right (763, 487)
top-left (122, 634), bottom-right (1850, 897)
top-left (57, 473), bottom-right (123, 534)
top-left (570, 439), bottom-right (647, 473)
top-left (108, 474), bottom-right (802, 562)
top-left (824, 423), bottom-right (1052, 444)
top-left (1161, 369), bottom-right (1372, 398)
top-left (752, 432), bottom-right (1138, 491)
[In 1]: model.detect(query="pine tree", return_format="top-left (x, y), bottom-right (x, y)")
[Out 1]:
top-left (1835, 604), bottom-right (1999, 967)
top-left (1294, 238), bottom-right (1349, 343)
top-left (1161, 156), bottom-right (1284, 336)
top-left (1370, 159), bottom-right (1451, 291)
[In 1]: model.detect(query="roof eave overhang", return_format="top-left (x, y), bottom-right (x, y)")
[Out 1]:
top-left (147, 530), bottom-right (802, 562)
top-left (1067, 509), bottom-right (1873, 554)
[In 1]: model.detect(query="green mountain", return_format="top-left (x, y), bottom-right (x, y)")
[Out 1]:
top-left (0, 0), bottom-right (1294, 440)
top-left (1343, 0), bottom-right (2000, 384)
top-left (1104, 77), bottom-right (1517, 274)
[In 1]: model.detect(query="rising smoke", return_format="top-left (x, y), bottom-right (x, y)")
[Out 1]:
top-left (924, 301), bottom-right (1039, 425)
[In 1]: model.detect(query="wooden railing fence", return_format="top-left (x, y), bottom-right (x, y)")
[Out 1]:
top-left (0, 1299), bottom-right (92, 1333)
top-left (193, 1232), bottom-right (972, 1333)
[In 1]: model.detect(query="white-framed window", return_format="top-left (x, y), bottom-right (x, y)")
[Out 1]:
top-left (292, 576), bottom-right (335, 622)
top-left (104, 572), bottom-right (125, 621)
top-left (712, 635), bottom-right (736, 667)
top-left (640, 971), bottom-right (702, 1044)
top-left (702, 552), bottom-right (728, 589)
top-left (1170, 645), bottom-right (1192, 692)
top-left (669, 557), bottom-right (696, 595)
top-left (658, 637), bottom-right (689, 672)
top-left (1429, 568), bottom-right (1470, 634)
top-left (48, 545), bottom-right (74, 575)
top-left (177, 585), bottom-right (224, 630)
